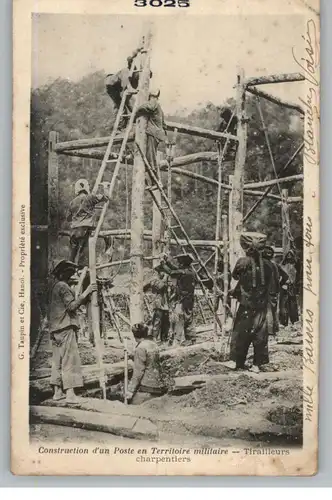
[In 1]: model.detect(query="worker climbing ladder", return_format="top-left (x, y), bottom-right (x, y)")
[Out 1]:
top-left (85, 36), bottom-right (152, 399)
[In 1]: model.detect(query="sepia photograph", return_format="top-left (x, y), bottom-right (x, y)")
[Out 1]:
top-left (12, 0), bottom-right (319, 476)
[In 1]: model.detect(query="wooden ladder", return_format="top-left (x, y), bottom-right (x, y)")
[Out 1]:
top-left (136, 142), bottom-right (225, 332)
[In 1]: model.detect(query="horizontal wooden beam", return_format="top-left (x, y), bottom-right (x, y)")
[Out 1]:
top-left (53, 119), bottom-right (238, 155)
top-left (243, 189), bottom-right (282, 201)
top-left (288, 196), bottom-right (303, 203)
top-left (165, 120), bottom-right (238, 142)
top-left (60, 149), bottom-right (223, 170)
top-left (245, 72), bottom-right (305, 87)
top-left (54, 133), bottom-right (134, 153)
top-left (96, 259), bottom-right (131, 270)
top-left (244, 174), bottom-right (303, 189)
top-left (246, 86), bottom-right (305, 115)
top-left (166, 166), bottom-right (231, 190)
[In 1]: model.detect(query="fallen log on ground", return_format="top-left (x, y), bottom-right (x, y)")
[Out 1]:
top-left (30, 405), bottom-right (159, 440)
top-left (170, 369), bottom-right (301, 394)
top-left (30, 361), bottom-right (133, 401)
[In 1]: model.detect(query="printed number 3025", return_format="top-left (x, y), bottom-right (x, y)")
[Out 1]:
top-left (134, 0), bottom-right (190, 7)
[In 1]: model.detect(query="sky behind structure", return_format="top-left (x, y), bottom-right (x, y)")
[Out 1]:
top-left (32, 14), bottom-right (305, 114)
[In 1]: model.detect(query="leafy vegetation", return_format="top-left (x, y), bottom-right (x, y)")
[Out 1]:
top-left (30, 71), bottom-right (303, 251)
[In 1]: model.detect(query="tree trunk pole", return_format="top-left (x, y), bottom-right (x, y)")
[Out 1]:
top-left (48, 131), bottom-right (59, 270)
top-left (88, 237), bottom-right (106, 398)
top-left (222, 215), bottom-right (229, 332)
top-left (281, 188), bottom-right (290, 256)
top-left (152, 153), bottom-right (163, 266)
top-left (231, 69), bottom-right (247, 266)
top-left (213, 143), bottom-right (224, 338)
top-left (130, 28), bottom-right (153, 325)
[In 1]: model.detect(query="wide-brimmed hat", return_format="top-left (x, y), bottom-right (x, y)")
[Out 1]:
top-left (175, 253), bottom-right (194, 264)
top-left (51, 259), bottom-right (78, 276)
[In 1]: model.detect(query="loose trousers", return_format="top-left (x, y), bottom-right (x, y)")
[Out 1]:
top-left (151, 309), bottom-right (170, 342)
top-left (172, 298), bottom-right (195, 343)
top-left (50, 327), bottom-right (83, 390)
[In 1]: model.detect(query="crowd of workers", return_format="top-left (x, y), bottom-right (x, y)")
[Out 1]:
top-left (47, 48), bottom-right (301, 405)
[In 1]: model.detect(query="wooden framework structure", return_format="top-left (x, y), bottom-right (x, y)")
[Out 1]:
top-left (42, 30), bottom-right (304, 342)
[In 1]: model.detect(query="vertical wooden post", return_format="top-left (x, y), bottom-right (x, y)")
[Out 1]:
top-left (88, 237), bottom-right (106, 398)
top-left (164, 130), bottom-right (177, 254)
top-left (230, 68), bottom-right (247, 266)
top-left (48, 131), bottom-right (59, 269)
top-left (228, 175), bottom-right (237, 315)
top-left (152, 152), bottom-right (163, 266)
top-left (281, 188), bottom-right (290, 255)
top-left (130, 28), bottom-right (153, 325)
top-left (222, 214), bottom-right (229, 335)
top-left (228, 175), bottom-right (235, 270)
top-left (213, 142), bottom-right (224, 338)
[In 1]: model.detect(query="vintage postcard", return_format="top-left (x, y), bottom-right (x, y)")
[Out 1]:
top-left (12, 0), bottom-right (319, 475)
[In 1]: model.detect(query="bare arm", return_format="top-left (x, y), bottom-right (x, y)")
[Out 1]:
top-left (60, 283), bottom-right (96, 313)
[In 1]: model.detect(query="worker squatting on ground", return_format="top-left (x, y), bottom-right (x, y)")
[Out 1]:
top-left (161, 253), bottom-right (197, 346)
top-left (48, 260), bottom-right (97, 403)
top-left (135, 88), bottom-right (168, 170)
top-left (66, 179), bottom-right (109, 267)
top-left (262, 246), bottom-right (289, 335)
top-left (229, 233), bottom-right (274, 373)
top-left (143, 262), bottom-right (171, 343)
top-left (126, 323), bottom-right (167, 405)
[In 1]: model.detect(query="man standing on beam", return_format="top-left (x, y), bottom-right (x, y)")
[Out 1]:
top-left (135, 88), bottom-right (169, 170)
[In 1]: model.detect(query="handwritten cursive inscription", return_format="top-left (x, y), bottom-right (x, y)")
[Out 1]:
top-left (292, 19), bottom-right (319, 166)
top-left (303, 385), bottom-right (314, 422)
top-left (303, 308), bottom-right (315, 375)
top-left (303, 216), bottom-right (316, 296)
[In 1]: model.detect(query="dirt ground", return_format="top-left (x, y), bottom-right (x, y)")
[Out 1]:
top-left (31, 320), bottom-right (303, 444)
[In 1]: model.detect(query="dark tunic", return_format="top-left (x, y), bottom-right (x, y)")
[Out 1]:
top-left (279, 262), bottom-right (299, 326)
top-left (231, 256), bottom-right (273, 368)
top-left (144, 274), bottom-right (170, 342)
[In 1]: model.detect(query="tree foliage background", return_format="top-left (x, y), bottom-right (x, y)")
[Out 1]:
top-left (31, 70), bottom-right (303, 263)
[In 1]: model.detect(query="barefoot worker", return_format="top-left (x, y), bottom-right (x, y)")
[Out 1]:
top-left (126, 323), bottom-right (166, 405)
top-left (48, 259), bottom-right (97, 403)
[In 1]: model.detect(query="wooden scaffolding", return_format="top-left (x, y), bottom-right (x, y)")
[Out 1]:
top-left (35, 31), bottom-right (305, 364)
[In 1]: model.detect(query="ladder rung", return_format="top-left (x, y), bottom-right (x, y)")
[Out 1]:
top-left (170, 225), bottom-right (181, 229)
top-left (106, 159), bottom-right (117, 163)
